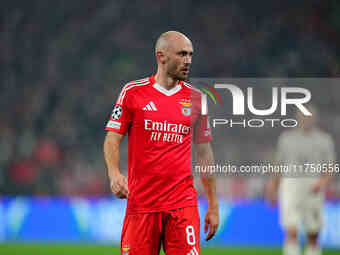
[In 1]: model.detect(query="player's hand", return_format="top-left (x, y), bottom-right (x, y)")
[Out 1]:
top-left (110, 171), bottom-right (129, 199)
top-left (204, 207), bottom-right (219, 241)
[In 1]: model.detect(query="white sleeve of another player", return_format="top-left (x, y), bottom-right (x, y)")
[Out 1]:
top-left (325, 135), bottom-right (336, 162)
top-left (275, 133), bottom-right (289, 164)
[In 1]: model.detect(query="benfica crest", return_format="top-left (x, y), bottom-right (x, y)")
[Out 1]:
top-left (179, 99), bottom-right (192, 116)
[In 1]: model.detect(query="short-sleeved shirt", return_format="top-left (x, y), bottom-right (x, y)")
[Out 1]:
top-left (106, 76), bottom-right (212, 214)
top-left (276, 128), bottom-right (336, 194)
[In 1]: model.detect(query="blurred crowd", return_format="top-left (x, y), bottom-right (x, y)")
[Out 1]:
top-left (1, 0), bottom-right (340, 198)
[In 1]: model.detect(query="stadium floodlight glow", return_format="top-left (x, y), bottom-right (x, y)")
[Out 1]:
top-left (214, 84), bottom-right (312, 116)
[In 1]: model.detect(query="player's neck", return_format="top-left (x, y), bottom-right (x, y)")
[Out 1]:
top-left (154, 71), bottom-right (179, 90)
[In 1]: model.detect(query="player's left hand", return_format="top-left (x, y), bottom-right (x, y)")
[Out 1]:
top-left (265, 179), bottom-right (279, 206)
top-left (204, 207), bottom-right (219, 241)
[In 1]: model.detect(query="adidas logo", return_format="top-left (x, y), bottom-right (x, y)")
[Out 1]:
top-left (187, 247), bottom-right (199, 255)
top-left (143, 101), bottom-right (158, 111)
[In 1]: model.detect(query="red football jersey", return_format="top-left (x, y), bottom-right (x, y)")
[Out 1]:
top-left (105, 75), bottom-right (212, 214)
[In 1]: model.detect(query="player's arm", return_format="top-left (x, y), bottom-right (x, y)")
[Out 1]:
top-left (312, 135), bottom-right (336, 194)
top-left (266, 176), bottom-right (281, 205)
top-left (104, 131), bottom-right (129, 199)
top-left (195, 142), bottom-right (219, 241)
top-left (266, 133), bottom-right (286, 205)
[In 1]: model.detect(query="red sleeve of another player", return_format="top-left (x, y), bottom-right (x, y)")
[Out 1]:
top-left (194, 113), bottom-right (212, 144)
top-left (105, 87), bottom-right (133, 135)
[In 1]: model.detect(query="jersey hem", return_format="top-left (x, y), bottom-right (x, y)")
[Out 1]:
top-left (125, 201), bottom-right (198, 215)
top-left (194, 138), bottom-right (212, 144)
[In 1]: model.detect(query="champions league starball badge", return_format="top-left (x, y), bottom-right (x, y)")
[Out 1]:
top-left (111, 105), bottom-right (122, 120)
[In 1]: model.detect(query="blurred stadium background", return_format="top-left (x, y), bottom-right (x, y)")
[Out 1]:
top-left (1, 0), bottom-right (340, 254)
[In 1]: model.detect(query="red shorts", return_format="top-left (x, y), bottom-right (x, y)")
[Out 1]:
top-left (121, 206), bottom-right (200, 255)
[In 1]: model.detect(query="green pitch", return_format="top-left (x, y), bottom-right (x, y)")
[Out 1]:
top-left (0, 244), bottom-right (338, 255)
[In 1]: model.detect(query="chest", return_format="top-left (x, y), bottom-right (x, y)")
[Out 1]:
top-left (288, 134), bottom-right (325, 160)
top-left (132, 88), bottom-right (199, 127)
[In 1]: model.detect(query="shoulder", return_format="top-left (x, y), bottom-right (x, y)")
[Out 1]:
top-left (117, 77), bottom-right (151, 104)
top-left (278, 129), bottom-right (297, 143)
top-left (122, 77), bottom-right (151, 92)
top-left (182, 81), bottom-right (203, 97)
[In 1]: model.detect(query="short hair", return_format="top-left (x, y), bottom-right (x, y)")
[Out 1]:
top-left (155, 34), bottom-right (168, 52)
top-left (155, 31), bottom-right (189, 53)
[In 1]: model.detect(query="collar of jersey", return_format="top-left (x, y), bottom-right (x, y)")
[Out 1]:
top-left (149, 75), bottom-right (183, 96)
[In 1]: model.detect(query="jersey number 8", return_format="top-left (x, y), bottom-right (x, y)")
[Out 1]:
top-left (185, 225), bottom-right (196, 245)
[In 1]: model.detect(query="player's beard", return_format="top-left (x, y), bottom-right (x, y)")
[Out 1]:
top-left (167, 62), bottom-right (188, 81)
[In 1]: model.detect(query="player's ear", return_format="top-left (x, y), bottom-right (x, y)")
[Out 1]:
top-left (156, 50), bottom-right (167, 64)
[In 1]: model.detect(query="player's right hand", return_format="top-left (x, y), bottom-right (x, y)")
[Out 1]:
top-left (110, 172), bottom-right (129, 199)
top-left (204, 207), bottom-right (219, 241)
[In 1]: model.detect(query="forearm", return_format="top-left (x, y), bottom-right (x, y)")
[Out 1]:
top-left (272, 176), bottom-right (281, 189)
top-left (201, 176), bottom-right (218, 209)
top-left (104, 133), bottom-right (122, 180)
top-left (104, 132), bottom-right (129, 198)
top-left (196, 143), bottom-right (218, 209)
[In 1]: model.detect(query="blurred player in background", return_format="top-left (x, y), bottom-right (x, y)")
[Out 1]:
top-left (104, 31), bottom-right (219, 255)
top-left (267, 104), bottom-right (336, 255)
